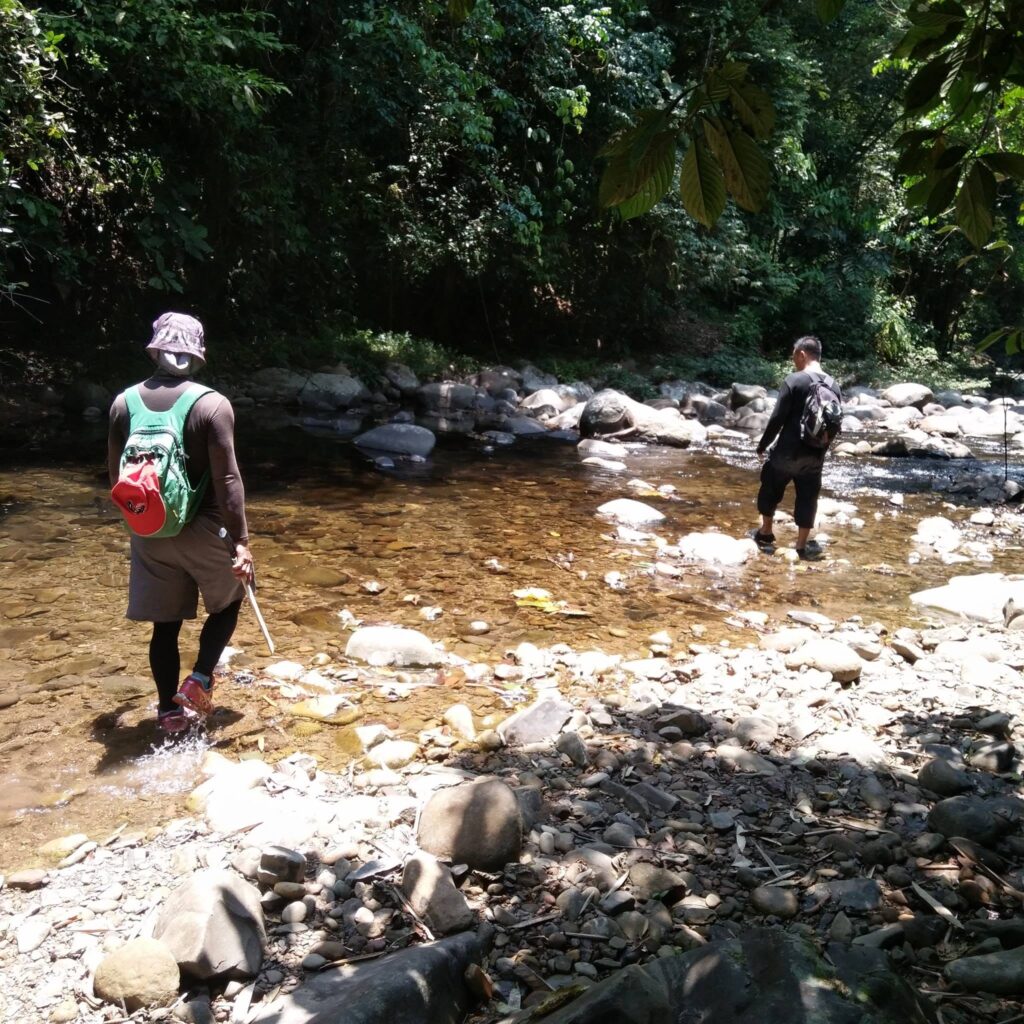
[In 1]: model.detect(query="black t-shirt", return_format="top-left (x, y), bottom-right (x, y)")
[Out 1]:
top-left (757, 370), bottom-right (841, 471)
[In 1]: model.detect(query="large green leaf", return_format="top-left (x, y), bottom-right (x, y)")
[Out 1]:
top-left (599, 109), bottom-right (669, 159)
top-left (977, 326), bottom-right (1012, 352)
top-left (601, 131), bottom-right (677, 218)
top-left (680, 137), bottom-right (727, 228)
top-left (956, 162), bottom-right (996, 248)
top-left (706, 61), bottom-right (747, 102)
top-left (904, 57), bottom-right (952, 113)
top-left (905, 7), bottom-right (965, 32)
top-left (926, 168), bottom-right (961, 217)
top-left (817, 0), bottom-right (846, 24)
top-left (447, 0), bottom-right (476, 23)
top-left (980, 151), bottom-right (1024, 177)
top-left (726, 79), bottom-right (775, 140)
top-left (702, 118), bottom-right (770, 213)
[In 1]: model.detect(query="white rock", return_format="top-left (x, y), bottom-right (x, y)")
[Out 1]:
top-left (17, 917), bottom-right (51, 953)
top-left (596, 498), bottom-right (665, 526)
top-left (443, 704), bottom-right (476, 741)
top-left (678, 532), bottom-right (757, 566)
top-left (345, 626), bottom-right (441, 667)
top-left (265, 661), bottom-right (306, 682)
top-left (911, 573), bottom-right (1024, 623)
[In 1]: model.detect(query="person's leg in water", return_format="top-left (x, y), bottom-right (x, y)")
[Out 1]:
top-left (753, 461), bottom-right (789, 552)
top-left (174, 599), bottom-right (242, 716)
top-left (151, 620), bottom-right (188, 732)
top-left (793, 471), bottom-right (823, 559)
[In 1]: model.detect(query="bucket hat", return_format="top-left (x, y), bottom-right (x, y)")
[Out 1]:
top-left (146, 312), bottom-right (206, 368)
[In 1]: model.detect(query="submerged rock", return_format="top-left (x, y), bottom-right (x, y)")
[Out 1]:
top-left (345, 626), bottom-right (441, 667)
top-left (354, 423), bottom-right (436, 457)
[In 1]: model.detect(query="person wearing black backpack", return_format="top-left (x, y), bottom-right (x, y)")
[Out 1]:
top-left (108, 313), bottom-right (255, 735)
top-left (751, 335), bottom-right (843, 561)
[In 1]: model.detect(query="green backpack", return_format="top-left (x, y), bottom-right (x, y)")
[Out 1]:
top-left (111, 384), bottom-right (212, 538)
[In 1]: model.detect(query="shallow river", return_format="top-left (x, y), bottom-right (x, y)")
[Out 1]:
top-left (0, 414), bottom-right (1020, 868)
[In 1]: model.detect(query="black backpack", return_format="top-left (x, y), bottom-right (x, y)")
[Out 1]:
top-left (800, 372), bottom-right (842, 450)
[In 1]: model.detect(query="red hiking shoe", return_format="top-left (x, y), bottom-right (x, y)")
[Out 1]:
top-left (157, 710), bottom-right (190, 735)
top-left (173, 674), bottom-right (214, 717)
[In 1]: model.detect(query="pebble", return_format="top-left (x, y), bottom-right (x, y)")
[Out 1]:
top-left (750, 886), bottom-right (798, 919)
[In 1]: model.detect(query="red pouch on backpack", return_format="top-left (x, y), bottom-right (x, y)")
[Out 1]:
top-left (111, 461), bottom-right (168, 537)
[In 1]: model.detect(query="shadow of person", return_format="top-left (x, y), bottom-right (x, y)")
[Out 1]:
top-left (90, 701), bottom-right (244, 775)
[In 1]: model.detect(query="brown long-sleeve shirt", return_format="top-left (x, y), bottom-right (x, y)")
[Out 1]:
top-left (107, 374), bottom-right (249, 543)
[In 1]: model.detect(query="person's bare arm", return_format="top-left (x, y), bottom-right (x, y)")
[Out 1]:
top-left (107, 395), bottom-right (128, 487)
top-left (206, 398), bottom-right (252, 581)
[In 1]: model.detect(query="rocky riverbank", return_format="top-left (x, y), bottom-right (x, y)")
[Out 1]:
top-left (4, 557), bottom-right (1024, 1024)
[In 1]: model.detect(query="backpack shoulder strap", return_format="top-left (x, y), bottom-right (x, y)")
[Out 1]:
top-left (123, 385), bottom-right (148, 420)
top-left (166, 384), bottom-right (215, 432)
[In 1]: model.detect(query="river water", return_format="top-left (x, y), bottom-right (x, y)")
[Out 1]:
top-left (0, 414), bottom-right (1020, 869)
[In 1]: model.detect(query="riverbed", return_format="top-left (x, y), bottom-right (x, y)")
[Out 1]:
top-left (0, 416), bottom-right (1020, 868)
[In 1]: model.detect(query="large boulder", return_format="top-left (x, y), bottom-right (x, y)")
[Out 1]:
top-left (152, 869), bottom-right (265, 981)
top-left (345, 626), bottom-right (441, 667)
top-left (246, 367), bottom-right (309, 405)
top-left (298, 373), bottom-right (369, 411)
top-left (250, 933), bottom-right (483, 1024)
top-left (580, 388), bottom-right (706, 447)
top-left (729, 383), bottom-right (767, 410)
top-left (521, 388), bottom-right (574, 413)
top-left (911, 573), bottom-right (1024, 623)
top-left (883, 382), bottom-right (934, 409)
top-left (580, 389), bottom-right (635, 436)
top-left (538, 928), bottom-right (934, 1024)
top-left (65, 380), bottom-right (113, 414)
top-left (93, 938), bottom-right (180, 1011)
top-left (384, 362), bottom-right (420, 396)
top-left (417, 779), bottom-right (522, 871)
top-left (417, 382), bottom-right (478, 414)
top-left (354, 424), bottom-right (436, 457)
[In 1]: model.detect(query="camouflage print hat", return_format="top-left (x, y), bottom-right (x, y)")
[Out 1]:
top-left (146, 312), bottom-right (206, 367)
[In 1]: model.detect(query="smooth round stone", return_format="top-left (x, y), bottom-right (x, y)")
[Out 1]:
top-left (302, 954), bottom-right (327, 971)
top-left (750, 885), bottom-right (799, 919)
top-left (281, 901), bottom-right (308, 924)
top-left (468, 621), bottom-right (490, 635)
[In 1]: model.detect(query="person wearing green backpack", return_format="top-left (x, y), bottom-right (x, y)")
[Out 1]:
top-left (108, 312), bottom-right (254, 735)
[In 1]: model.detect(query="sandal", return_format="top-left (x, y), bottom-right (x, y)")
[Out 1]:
top-left (173, 674), bottom-right (215, 717)
top-left (157, 710), bottom-right (189, 735)
top-left (749, 529), bottom-right (776, 554)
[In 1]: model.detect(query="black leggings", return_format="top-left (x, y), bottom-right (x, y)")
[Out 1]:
top-left (150, 600), bottom-right (242, 712)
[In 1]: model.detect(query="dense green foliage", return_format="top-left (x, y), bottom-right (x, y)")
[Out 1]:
top-left (1, 0), bottom-right (1022, 378)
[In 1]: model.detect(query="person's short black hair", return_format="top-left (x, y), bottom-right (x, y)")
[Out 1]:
top-left (793, 335), bottom-right (822, 359)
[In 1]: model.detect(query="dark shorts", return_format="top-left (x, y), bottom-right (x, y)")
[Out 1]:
top-left (127, 514), bottom-right (244, 622)
top-left (757, 457), bottom-right (823, 529)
